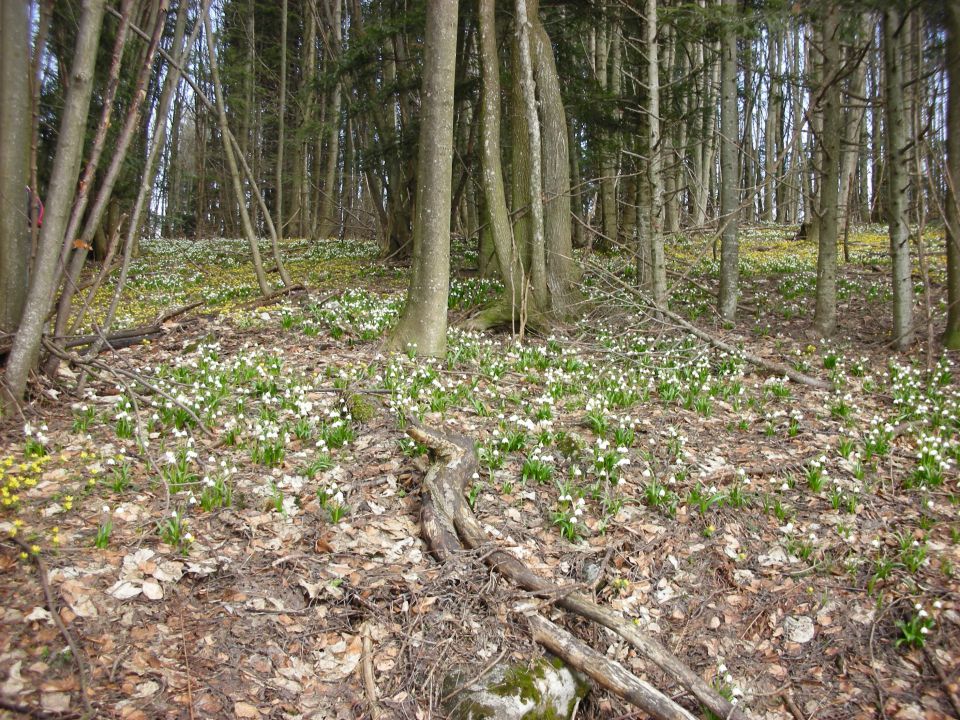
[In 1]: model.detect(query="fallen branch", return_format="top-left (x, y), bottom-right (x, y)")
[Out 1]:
top-left (656, 304), bottom-right (832, 390)
top-left (57, 300), bottom-right (203, 351)
top-left (360, 621), bottom-right (383, 720)
top-left (236, 284), bottom-right (309, 310)
top-left (407, 424), bottom-right (748, 720)
top-left (586, 257), bottom-right (831, 391)
top-left (522, 608), bottom-right (697, 720)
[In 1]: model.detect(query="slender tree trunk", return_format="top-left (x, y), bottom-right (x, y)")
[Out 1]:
top-left (317, 0), bottom-right (342, 239)
top-left (50, 0), bottom-right (163, 359)
top-left (275, 0), bottom-right (288, 243)
top-left (717, 0), bottom-right (739, 322)
top-left (205, 14), bottom-right (270, 295)
top-left (0, 0), bottom-right (32, 334)
top-left (839, 22), bottom-right (868, 240)
top-left (647, 0), bottom-right (666, 308)
top-left (85, 0), bottom-right (199, 360)
top-left (600, 17), bottom-right (621, 248)
top-left (884, 7), bottom-right (913, 348)
top-left (515, 0), bottom-right (547, 311)
top-left (388, 0), bottom-right (458, 356)
top-left (762, 30), bottom-right (780, 222)
top-left (478, 0), bottom-right (521, 306)
top-left (814, 7), bottom-right (842, 337)
top-left (2, 0), bottom-right (106, 410)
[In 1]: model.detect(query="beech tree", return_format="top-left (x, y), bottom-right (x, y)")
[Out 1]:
top-left (387, 0), bottom-right (458, 357)
top-left (0, 0), bottom-right (31, 335)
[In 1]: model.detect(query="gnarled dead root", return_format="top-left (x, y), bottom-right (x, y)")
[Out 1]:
top-left (408, 423), bottom-right (750, 720)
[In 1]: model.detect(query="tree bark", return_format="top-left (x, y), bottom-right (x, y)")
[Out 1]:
top-left (717, 0), bottom-right (739, 322)
top-left (515, 0), bottom-right (547, 312)
top-left (275, 0), bottom-right (288, 243)
top-left (646, 0), bottom-right (666, 309)
top-left (884, 7), bottom-right (914, 349)
top-left (0, 0), bottom-right (32, 334)
top-left (317, 0), bottom-right (342, 240)
top-left (478, 0), bottom-right (522, 307)
top-left (2, 0), bottom-right (106, 411)
top-left (387, 0), bottom-right (458, 357)
top-left (943, 3), bottom-right (960, 348)
top-left (813, 7), bottom-right (842, 338)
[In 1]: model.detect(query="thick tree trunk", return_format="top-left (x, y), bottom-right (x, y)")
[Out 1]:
top-left (814, 7), bottom-right (841, 338)
top-left (388, 0), bottom-right (458, 357)
top-left (717, 0), bottom-right (739, 322)
top-left (884, 7), bottom-right (913, 348)
top-left (531, 8), bottom-right (576, 313)
top-left (0, 0), bottom-right (32, 334)
top-left (2, 0), bottom-right (106, 411)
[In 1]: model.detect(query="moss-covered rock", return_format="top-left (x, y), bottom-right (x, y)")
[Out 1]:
top-left (442, 657), bottom-right (589, 720)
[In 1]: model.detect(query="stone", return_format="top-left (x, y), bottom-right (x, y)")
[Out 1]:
top-left (442, 657), bottom-right (589, 720)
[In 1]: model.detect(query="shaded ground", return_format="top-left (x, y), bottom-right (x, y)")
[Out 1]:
top-left (1, 227), bottom-right (958, 719)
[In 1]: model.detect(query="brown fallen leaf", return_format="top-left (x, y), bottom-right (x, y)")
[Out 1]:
top-left (234, 701), bottom-right (262, 718)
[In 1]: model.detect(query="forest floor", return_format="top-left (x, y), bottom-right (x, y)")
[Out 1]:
top-left (0, 226), bottom-right (958, 720)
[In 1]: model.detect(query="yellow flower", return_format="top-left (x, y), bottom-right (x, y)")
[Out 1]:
top-left (19, 552), bottom-right (28, 560)
top-left (30, 545), bottom-right (40, 555)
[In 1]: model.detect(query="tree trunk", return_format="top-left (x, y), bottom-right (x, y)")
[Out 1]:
top-left (388, 0), bottom-right (458, 357)
top-left (943, 3), bottom-right (960, 348)
top-left (839, 18), bottom-right (868, 242)
top-left (762, 30), bottom-right (780, 222)
top-left (0, 0), bottom-right (32, 334)
top-left (205, 13), bottom-right (270, 295)
top-left (646, 0), bottom-right (666, 308)
top-left (600, 17), bottom-right (621, 248)
top-left (317, 0), bottom-right (342, 239)
top-left (478, 0), bottom-right (522, 307)
top-left (531, 7), bottom-right (576, 313)
top-left (814, 7), bottom-right (842, 337)
top-left (884, 7), bottom-right (913, 348)
top-left (2, 0), bottom-right (106, 411)
top-left (275, 0), bottom-right (288, 243)
top-left (717, 0), bottom-right (739, 322)
top-left (515, 0), bottom-right (547, 312)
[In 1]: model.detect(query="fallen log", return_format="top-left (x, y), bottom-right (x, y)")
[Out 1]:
top-left (407, 424), bottom-right (749, 720)
top-left (523, 609), bottom-right (697, 720)
top-left (657, 304), bottom-right (832, 391)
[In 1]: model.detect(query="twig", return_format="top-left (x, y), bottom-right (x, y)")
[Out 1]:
top-left (0, 697), bottom-right (80, 719)
top-left (439, 647), bottom-right (508, 704)
top-left (180, 609), bottom-right (196, 720)
top-left (2, 538), bottom-right (93, 718)
top-left (781, 693), bottom-right (806, 720)
top-left (923, 646), bottom-right (960, 718)
top-left (360, 622), bottom-right (382, 719)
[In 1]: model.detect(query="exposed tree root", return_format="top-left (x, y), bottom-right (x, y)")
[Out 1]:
top-left (407, 423), bottom-right (750, 720)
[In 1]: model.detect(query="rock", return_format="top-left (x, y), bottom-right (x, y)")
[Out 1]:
top-left (783, 615), bottom-right (815, 644)
top-left (442, 657), bottom-right (589, 720)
